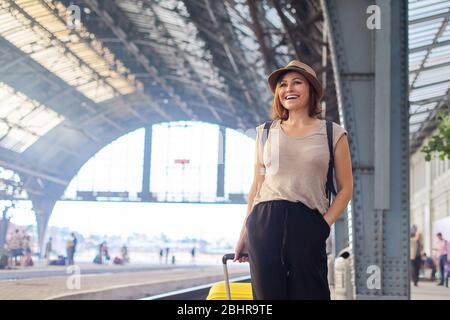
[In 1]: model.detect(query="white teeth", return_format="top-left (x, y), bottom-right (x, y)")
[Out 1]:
top-left (285, 95), bottom-right (299, 100)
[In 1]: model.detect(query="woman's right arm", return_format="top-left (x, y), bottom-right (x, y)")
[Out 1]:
top-left (244, 164), bottom-right (265, 226)
top-left (233, 130), bottom-right (266, 262)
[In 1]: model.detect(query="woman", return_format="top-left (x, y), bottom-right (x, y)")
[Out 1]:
top-left (234, 60), bottom-right (353, 300)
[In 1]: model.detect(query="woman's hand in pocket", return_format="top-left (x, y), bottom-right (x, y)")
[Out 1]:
top-left (323, 215), bottom-right (335, 230)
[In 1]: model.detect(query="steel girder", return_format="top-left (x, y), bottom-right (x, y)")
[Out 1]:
top-left (322, 0), bottom-right (410, 299)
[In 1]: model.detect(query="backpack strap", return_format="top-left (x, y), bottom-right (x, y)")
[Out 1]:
top-left (257, 121), bottom-right (273, 169)
top-left (264, 121), bottom-right (273, 139)
top-left (261, 120), bottom-right (273, 146)
top-left (326, 120), bottom-right (337, 206)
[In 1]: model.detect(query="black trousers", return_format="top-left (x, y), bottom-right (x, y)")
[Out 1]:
top-left (247, 199), bottom-right (331, 300)
top-left (410, 257), bottom-right (421, 285)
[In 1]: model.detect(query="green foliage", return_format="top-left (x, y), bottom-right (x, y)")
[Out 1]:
top-left (421, 112), bottom-right (450, 162)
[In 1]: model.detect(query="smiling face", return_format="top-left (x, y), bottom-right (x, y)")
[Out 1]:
top-left (277, 71), bottom-right (310, 112)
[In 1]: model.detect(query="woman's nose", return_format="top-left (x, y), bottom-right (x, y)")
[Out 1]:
top-left (286, 82), bottom-right (294, 90)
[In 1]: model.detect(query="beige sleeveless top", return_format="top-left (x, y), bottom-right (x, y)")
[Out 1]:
top-left (252, 119), bottom-right (347, 214)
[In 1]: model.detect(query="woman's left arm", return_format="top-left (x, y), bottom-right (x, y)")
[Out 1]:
top-left (323, 134), bottom-right (353, 226)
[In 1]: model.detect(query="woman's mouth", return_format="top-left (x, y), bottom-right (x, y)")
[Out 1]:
top-left (285, 95), bottom-right (299, 101)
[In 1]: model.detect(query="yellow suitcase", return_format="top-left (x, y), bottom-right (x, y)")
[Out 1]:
top-left (207, 253), bottom-right (253, 300)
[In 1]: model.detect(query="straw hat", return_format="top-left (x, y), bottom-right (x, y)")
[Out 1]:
top-left (267, 60), bottom-right (323, 99)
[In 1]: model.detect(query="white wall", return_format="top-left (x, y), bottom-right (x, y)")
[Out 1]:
top-left (410, 132), bottom-right (450, 256)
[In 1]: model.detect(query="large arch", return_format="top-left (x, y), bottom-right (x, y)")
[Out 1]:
top-left (25, 119), bottom-right (255, 254)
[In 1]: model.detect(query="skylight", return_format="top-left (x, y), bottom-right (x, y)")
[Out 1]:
top-left (0, 0), bottom-right (142, 103)
top-left (0, 82), bottom-right (64, 153)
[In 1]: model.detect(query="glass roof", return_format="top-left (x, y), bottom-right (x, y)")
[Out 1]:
top-left (0, 82), bottom-right (64, 153)
top-left (1, 0), bottom-right (448, 153)
top-left (409, 0), bottom-right (450, 138)
top-left (0, 0), bottom-right (141, 103)
top-left (224, 1), bottom-right (267, 90)
top-left (116, 0), bottom-right (225, 91)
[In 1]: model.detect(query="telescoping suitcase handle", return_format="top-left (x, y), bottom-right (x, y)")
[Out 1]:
top-left (222, 253), bottom-right (248, 300)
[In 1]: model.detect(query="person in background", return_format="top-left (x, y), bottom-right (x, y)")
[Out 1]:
top-left (8, 229), bottom-right (23, 267)
top-left (165, 247), bottom-right (170, 264)
top-left (21, 235), bottom-right (33, 267)
top-left (71, 233), bottom-right (78, 265)
top-left (190, 247), bottom-right (196, 264)
top-left (121, 244), bottom-right (129, 263)
top-left (66, 237), bottom-right (74, 265)
top-left (410, 228), bottom-right (421, 286)
top-left (45, 237), bottom-right (53, 265)
top-left (94, 242), bottom-right (103, 264)
top-left (159, 248), bottom-right (164, 264)
top-left (102, 241), bottom-right (110, 263)
top-left (433, 233), bottom-right (448, 286)
top-left (421, 252), bottom-right (436, 281)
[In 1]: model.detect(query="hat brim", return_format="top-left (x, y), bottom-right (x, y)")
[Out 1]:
top-left (267, 66), bottom-right (323, 99)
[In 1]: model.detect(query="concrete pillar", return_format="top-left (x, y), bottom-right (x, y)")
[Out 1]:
top-left (141, 125), bottom-right (153, 201)
top-left (0, 209), bottom-right (11, 255)
top-left (216, 126), bottom-right (226, 199)
top-left (33, 198), bottom-right (56, 258)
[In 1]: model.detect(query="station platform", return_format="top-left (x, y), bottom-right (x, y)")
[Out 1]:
top-left (1, 260), bottom-right (448, 300)
top-left (411, 281), bottom-right (450, 300)
top-left (0, 261), bottom-right (250, 300)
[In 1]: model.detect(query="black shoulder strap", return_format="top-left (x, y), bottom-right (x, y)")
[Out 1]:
top-left (264, 121), bottom-right (273, 139)
top-left (326, 120), bottom-right (337, 206)
top-left (261, 120), bottom-right (273, 146)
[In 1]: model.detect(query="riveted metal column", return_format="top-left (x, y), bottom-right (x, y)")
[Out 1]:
top-left (322, 0), bottom-right (409, 299)
top-left (381, 0), bottom-right (410, 299)
top-left (334, 209), bottom-right (349, 255)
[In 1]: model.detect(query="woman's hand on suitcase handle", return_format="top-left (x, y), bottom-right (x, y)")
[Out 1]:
top-left (233, 237), bottom-right (249, 263)
top-left (234, 251), bottom-right (249, 263)
top-left (237, 252), bottom-right (249, 263)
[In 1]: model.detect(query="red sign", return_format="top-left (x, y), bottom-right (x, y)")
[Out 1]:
top-left (174, 159), bottom-right (190, 164)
